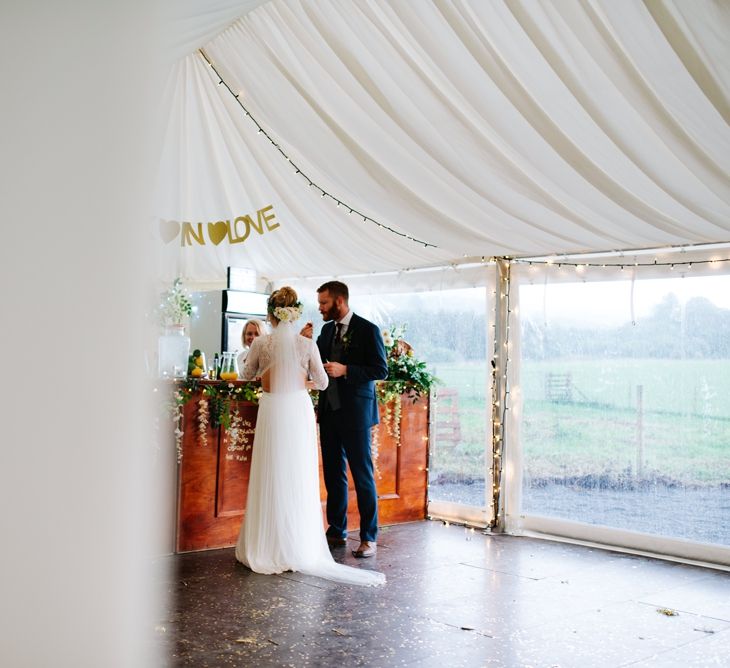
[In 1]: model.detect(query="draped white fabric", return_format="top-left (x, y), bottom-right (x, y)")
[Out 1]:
top-left (155, 52), bottom-right (450, 284)
top-left (156, 0), bottom-right (730, 284)
top-left (165, 0), bottom-right (269, 62)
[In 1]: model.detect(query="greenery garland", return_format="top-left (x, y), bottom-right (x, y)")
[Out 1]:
top-left (168, 327), bottom-right (436, 461)
top-left (166, 379), bottom-right (261, 460)
top-left (174, 379), bottom-right (261, 429)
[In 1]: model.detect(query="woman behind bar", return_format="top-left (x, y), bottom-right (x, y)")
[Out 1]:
top-left (235, 286), bottom-right (385, 586)
top-left (236, 318), bottom-right (266, 378)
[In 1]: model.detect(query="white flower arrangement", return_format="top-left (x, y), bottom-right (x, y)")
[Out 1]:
top-left (227, 407), bottom-right (252, 461)
top-left (197, 398), bottom-right (209, 447)
top-left (381, 329), bottom-right (394, 347)
top-left (273, 303), bottom-right (303, 322)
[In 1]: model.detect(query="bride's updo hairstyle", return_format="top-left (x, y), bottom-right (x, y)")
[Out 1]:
top-left (267, 286), bottom-right (303, 324)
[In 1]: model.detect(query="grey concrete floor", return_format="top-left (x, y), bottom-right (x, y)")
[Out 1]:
top-left (157, 520), bottom-right (730, 667)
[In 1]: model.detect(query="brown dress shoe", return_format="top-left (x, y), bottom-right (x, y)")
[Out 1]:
top-left (327, 535), bottom-right (347, 547)
top-left (353, 541), bottom-right (377, 558)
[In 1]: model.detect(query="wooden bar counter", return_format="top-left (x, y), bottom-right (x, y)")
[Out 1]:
top-left (175, 381), bottom-right (429, 552)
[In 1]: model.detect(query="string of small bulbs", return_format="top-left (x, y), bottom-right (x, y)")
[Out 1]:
top-left (198, 49), bottom-right (439, 249)
top-left (487, 260), bottom-right (511, 530)
top-left (513, 256), bottom-right (730, 271)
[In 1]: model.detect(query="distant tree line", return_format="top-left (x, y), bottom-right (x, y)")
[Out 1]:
top-left (522, 294), bottom-right (730, 360)
top-left (390, 293), bottom-right (730, 363)
top-left (387, 309), bottom-right (488, 362)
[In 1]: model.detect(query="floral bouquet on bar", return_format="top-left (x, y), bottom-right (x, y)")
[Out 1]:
top-left (378, 324), bottom-right (438, 405)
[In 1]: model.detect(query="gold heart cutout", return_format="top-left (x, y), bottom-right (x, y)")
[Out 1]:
top-left (208, 221), bottom-right (228, 245)
top-left (159, 219), bottom-right (181, 244)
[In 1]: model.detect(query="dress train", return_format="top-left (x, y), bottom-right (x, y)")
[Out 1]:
top-left (235, 389), bottom-right (385, 587)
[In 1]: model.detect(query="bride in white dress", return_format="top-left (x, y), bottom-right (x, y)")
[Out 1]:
top-left (235, 287), bottom-right (385, 587)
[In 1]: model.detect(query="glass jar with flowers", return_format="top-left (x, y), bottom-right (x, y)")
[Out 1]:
top-left (157, 278), bottom-right (192, 378)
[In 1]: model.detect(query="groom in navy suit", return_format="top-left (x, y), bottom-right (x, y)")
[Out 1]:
top-left (306, 281), bottom-right (388, 558)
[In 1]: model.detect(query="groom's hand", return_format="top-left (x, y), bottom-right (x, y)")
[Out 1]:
top-left (300, 321), bottom-right (313, 339)
top-left (323, 361), bottom-right (347, 378)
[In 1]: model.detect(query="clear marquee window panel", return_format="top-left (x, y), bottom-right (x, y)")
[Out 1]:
top-left (354, 287), bottom-right (488, 510)
top-left (518, 273), bottom-right (730, 547)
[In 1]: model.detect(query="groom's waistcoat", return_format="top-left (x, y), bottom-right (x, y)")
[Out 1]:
top-left (326, 333), bottom-right (345, 410)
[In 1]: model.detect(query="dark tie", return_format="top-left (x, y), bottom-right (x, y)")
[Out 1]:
top-left (334, 322), bottom-right (343, 344)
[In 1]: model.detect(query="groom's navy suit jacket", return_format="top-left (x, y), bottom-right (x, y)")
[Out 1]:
top-left (316, 313), bottom-right (388, 430)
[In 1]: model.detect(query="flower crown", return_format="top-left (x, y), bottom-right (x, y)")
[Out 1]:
top-left (270, 301), bottom-right (303, 323)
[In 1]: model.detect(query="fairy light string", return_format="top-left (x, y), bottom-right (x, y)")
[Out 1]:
top-left (198, 49), bottom-right (438, 249)
top-left (512, 256), bottom-right (730, 270)
top-left (500, 262), bottom-right (512, 528)
top-left (488, 259), bottom-right (511, 530)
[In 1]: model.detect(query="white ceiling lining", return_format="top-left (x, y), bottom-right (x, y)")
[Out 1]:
top-left (157, 0), bottom-right (730, 283)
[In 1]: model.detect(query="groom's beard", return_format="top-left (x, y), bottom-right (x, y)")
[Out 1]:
top-left (323, 304), bottom-right (343, 322)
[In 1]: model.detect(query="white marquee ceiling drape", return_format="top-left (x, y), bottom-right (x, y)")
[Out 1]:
top-left (156, 0), bottom-right (730, 284)
top-left (166, 0), bottom-right (269, 63)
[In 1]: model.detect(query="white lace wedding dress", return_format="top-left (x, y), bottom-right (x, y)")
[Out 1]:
top-left (235, 322), bottom-right (385, 586)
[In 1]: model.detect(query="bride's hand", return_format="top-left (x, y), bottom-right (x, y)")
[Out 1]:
top-left (300, 321), bottom-right (313, 339)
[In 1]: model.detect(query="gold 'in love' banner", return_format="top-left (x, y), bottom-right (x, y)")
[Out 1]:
top-left (159, 204), bottom-right (280, 246)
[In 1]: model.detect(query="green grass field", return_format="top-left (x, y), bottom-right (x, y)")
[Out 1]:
top-left (429, 359), bottom-right (730, 485)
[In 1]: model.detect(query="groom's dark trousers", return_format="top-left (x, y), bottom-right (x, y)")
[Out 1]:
top-left (316, 313), bottom-right (388, 543)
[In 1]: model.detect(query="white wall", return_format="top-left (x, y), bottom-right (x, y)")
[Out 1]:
top-left (0, 2), bottom-right (170, 665)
